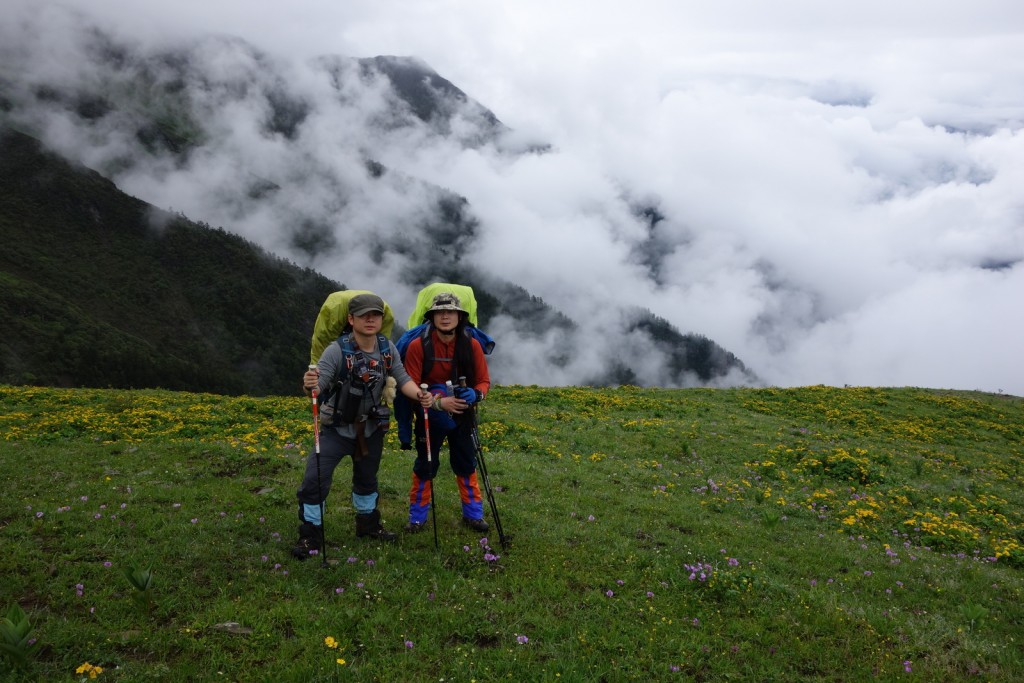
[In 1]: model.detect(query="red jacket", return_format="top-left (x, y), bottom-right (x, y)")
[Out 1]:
top-left (404, 328), bottom-right (490, 397)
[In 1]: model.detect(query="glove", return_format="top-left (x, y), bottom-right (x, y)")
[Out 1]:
top-left (454, 386), bottom-right (480, 405)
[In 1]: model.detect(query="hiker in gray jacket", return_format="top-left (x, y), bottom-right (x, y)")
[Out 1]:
top-left (293, 293), bottom-right (431, 558)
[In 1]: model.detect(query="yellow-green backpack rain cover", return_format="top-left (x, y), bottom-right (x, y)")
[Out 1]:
top-left (309, 290), bottom-right (396, 365)
top-left (406, 283), bottom-right (479, 328)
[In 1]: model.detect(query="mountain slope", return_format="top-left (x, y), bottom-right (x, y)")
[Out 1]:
top-left (0, 127), bottom-right (338, 395)
top-left (0, 18), bottom-right (759, 390)
top-left (1, 126), bottom-right (757, 392)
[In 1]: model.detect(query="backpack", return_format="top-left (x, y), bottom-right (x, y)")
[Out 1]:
top-left (319, 331), bottom-right (394, 426)
top-left (309, 289), bottom-right (396, 366)
top-left (393, 283), bottom-right (495, 447)
top-left (309, 290), bottom-right (396, 425)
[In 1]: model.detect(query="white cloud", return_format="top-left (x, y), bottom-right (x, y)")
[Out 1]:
top-left (5, 0), bottom-right (1024, 394)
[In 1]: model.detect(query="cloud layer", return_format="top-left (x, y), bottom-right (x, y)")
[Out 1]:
top-left (5, 0), bottom-right (1024, 394)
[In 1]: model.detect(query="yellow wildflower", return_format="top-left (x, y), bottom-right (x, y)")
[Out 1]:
top-left (75, 662), bottom-right (104, 678)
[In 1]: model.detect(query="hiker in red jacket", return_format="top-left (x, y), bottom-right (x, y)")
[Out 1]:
top-left (401, 292), bottom-right (491, 533)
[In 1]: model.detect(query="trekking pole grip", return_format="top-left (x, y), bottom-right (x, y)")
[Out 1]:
top-left (420, 384), bottom-right (432, 463)
top-left (308, 364), bottom-right (318, 398)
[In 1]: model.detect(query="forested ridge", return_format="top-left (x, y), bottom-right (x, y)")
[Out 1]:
top-left (0, 127), bottom-right (340, 395)
top-left (1, 124), bottom-right (755, 393)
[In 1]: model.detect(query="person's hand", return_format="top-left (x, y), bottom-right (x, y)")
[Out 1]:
top-left (417, 389), bottom-right (434, 408)
top-left (435, 394), bottom-right (466, 414)
top-left (454, 386), bottom-right (479, 405)
top-left (303, 367), bottom-right (319, 392)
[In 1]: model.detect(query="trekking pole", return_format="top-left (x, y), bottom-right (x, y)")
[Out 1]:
top-left (309, 364), bottom-right (328, 567)
top-left (459, 377), bottom-right (507, 549)
top-left (420, 384), bottom-right (439, 550)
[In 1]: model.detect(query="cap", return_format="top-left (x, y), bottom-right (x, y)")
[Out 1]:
top-left (349, 293), bottom-right (385, 317)
top-left (426, 292), bottom-right (466, 315)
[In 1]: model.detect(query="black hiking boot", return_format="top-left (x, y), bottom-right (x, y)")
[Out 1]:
top-left (404, 521), bottom-right (426, 534)
top-left (355, 510), bottom-right (397, 542)
top-left (291, 523), bottom-right (323, 560)
top-left (462, 516), bottom-right (489, 533)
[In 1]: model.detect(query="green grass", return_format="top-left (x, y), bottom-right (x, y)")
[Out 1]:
top-left (1, 384), bottom-right (1022, 681)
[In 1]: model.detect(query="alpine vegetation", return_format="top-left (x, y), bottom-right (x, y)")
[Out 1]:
top-left (1, 384), bottom-right (1021, 680)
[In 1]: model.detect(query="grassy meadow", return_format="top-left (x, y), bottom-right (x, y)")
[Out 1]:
top-left (1, 383), bottom-right (1022, 682)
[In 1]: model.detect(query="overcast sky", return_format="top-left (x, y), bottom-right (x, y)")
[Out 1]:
top-left (9, 0), bottom-right (1024, 395)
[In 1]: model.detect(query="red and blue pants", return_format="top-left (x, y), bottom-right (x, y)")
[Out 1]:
top-left (407, 409), bottom-right (483, 524)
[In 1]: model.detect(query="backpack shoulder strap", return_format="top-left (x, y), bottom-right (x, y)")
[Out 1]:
top-left (420, 324), bottom-right (435, 378)
top-left (336, 332), bottom-right (390, 379)
top-left (317, 333), bottom-right (355, 407)
top-left (336, 333), bottom-right (357, 383)
top-left (377, 333), bottom-right (393, 370)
